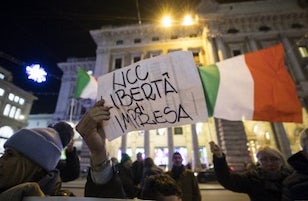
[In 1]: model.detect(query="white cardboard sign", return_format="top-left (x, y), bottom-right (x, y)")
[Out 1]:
top-left (97, 51), bottom-right (208, 140)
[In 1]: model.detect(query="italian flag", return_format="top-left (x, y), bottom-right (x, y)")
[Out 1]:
top-left (74, 68), bottom-right (98, 99)
top-left (198, 43), bottom-right (302, 123)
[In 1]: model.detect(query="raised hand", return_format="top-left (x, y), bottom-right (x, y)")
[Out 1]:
top-left (209, 141), bottom-right (223, 158)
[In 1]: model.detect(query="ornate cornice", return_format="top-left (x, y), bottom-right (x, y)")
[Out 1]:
top-left (204, 10), bottom-right (307, 36)
top-left (90, 23), bottom-right (203, 48)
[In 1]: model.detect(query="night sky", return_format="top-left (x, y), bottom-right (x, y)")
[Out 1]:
top-left (0, 0), bottom-right (200, 114)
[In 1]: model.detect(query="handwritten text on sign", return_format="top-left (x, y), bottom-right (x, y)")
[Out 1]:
top-left (97, 51), bottom-right (208, 141)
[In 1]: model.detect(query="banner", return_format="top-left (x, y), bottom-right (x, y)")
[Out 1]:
top-left (198, 43), bottom-right (302, 123)
top-left (97, 51), bottom-right (208, 140)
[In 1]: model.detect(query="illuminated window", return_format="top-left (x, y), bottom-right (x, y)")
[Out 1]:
top-left (14, 95), bottom-right (19, 103)
top-left (154, 147), bottom-right (169, 167)
top-left (299, 46), bottom-right (308, 58)
top-left (3, 104), bottom-right (11, 116)
top-left (19, 98), bottom-right (25, 105)
top-left (138, 130), bottom-right (145, 136)
top-left (0, 88), bottom-right (4, 96)
top-left (157, 128), bottom-right (166, 136)
top-left (14, 108), bottom-right (21, 120)
top-left (9, 106), bottom-right (16, 118)
top-left (0, 126), bottom-right (14, 156)
top-left (8, 93), bottom-right (14, 101)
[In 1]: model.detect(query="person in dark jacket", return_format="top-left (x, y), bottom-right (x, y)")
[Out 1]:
top-left (49, 121), bottom-right (80, 182)
top-left (282, 128), bottom-right (308, 201)
top-left (131, 152), bottom-right (144, 186)
top-left (210, 141), bottom-right (293, 201)
top-left (117, 153), bottom-right (141, 198)
top-left (0, 127), bottom-right (66, 200)
top-left (75, 100), bottom-right (126, 199)
top-left (140, 157), bottom-right (163, 187)
top-left (167, 152), bottom-right (201, 201)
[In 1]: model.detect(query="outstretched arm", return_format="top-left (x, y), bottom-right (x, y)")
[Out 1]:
top-left (76, 100), bottom-right (113, 184)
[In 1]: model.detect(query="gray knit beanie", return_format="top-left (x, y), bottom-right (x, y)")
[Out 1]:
top-left (4, 128), bottom-right (63, 171)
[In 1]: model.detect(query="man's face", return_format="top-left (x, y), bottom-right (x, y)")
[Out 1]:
top-left (172, 153), bottom-right (183, 167)
top-left (137, 153), bottom-right (143, 162)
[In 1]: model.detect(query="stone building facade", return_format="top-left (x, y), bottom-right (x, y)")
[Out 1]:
top-left (0, 66), bottom-right (37, 155)
top-left (53, 0), bottom-right (308, 171)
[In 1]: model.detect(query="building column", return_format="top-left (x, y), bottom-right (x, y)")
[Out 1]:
top-left (205, 35), bottom-right (219, 64)
top-left (215, 36), bottom-right (228, 61)
top-left (144, 130), bottom-right (150, 157)
top-left (53, 65), bottom-right (75, 121)
top-left (271, 123), bottom-right (292, 158)
top-left (121, 135), bottom-right (127, 154)
top-left (94, 48), bottom-right (110, 76)
top-left (191, 124), bottom-right (201, 171)
top-left (167, 127), bottom-right (174, 170)
top-left (247, 36), bottom-right (258, 51)
top-left (280, 34), bottom-right (305, 81)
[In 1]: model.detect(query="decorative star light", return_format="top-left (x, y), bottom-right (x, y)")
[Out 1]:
top-left (26, 64), bottom-right (47, 83)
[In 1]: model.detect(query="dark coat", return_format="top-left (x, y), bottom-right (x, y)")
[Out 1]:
top-left (213, 154), bottom-right (292, 201)
top-left (167, 165), bottom-right (201, 201)
top-left (84, 168), bottom-right (126, 199)
top-left (117, 163), bottom-right (141, 198)
top-left (0, 170), bottom-right (63, 200)
top-left (56, 147), bottom-right (80, 182)
top-left (131, 160), bottom-right (144, 185)
top-left (282, 151), bottom-right (308, 201)
top-left (140, 165), bottom-right (163, 187)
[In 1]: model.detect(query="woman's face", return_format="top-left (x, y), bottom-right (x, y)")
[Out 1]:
top-left (0, 148), bottom-right (22, 189)
top-left (258, 152), bottom-right (282, 173)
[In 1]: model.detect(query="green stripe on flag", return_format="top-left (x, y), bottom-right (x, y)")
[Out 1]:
top-left (198, 64), bottom-right (220, 117)
top-left (74, 68), bottom-right (90, 98)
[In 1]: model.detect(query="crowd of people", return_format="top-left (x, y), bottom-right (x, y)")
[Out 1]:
top-left (0, 99), bottom-right (307, 201)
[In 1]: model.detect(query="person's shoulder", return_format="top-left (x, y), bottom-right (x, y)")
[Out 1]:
top-left (184, 168), bottom-right (194, 174)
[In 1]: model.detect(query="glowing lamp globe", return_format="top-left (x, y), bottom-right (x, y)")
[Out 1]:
top-left (26, 64), bottom-right (47, 83)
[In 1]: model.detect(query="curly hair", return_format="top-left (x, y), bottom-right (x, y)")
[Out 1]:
top-left (141, 174), bottom-right (182, 200)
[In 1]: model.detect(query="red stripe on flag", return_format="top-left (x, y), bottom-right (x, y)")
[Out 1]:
top-left (245, 43), bottom-right (302, 123)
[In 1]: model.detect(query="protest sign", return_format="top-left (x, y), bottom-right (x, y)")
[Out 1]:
top-left (97, 51), bottom-right (208, 140)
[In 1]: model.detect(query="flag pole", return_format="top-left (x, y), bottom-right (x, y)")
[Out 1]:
top-left (69, 98), bottom-right (75, 122)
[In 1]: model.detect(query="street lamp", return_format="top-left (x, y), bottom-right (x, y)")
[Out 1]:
top-left (161, 15), bottom-right (173, 27)
top-left (182, 14), bottom-right (194, 26)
